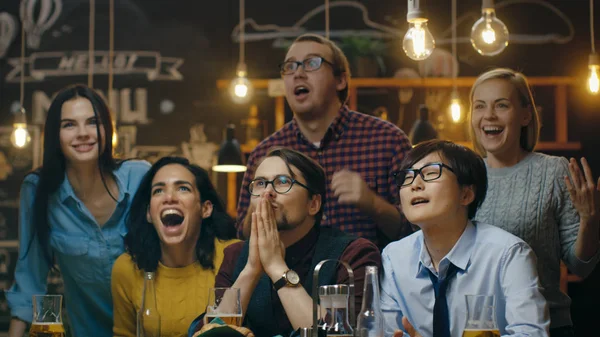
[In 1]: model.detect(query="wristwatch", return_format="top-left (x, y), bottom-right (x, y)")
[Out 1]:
top-left (273, 269), bottom-right (300, 291)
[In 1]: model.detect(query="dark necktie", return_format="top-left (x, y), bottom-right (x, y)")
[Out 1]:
top-left (427, 263), bottom-right (459, 337)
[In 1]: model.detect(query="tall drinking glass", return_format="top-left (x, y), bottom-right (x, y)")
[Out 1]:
top-left (462, 295), bottom-right (500, 337)
top-left (29, 295), bottom-right (65, 337)
top-left (205, 287), bottom-right (242, 326)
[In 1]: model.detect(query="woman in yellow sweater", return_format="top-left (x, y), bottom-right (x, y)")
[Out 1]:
top-left (111, 156), bottom-right (239, 337)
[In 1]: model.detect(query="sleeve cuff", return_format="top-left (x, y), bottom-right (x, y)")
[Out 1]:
top-left (9, 306), bottom-right (33, 323)
top-left (566, 244), bottom-right (600, 278)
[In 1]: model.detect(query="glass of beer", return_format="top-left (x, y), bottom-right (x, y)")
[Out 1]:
top-left (206, 287), bottom-right (242, 326)
top-left (462, 295), bottom-right (500, 337)
top-left (30, 294), bottom-right (65, 337)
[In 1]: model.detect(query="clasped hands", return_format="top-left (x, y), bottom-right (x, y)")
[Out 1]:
top-left (243, 197), bottom-right (288, 281)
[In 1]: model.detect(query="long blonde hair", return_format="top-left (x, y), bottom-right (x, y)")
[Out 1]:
top-left (469, 68), bottom-right (540, 156)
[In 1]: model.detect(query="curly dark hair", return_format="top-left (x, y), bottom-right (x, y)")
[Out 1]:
top-left (124, 156), bottom-right (236, 272)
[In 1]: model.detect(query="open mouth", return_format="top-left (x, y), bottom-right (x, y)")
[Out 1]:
top-left (161, 209), bottom-right (184, 227)
top-left (294, 86), bottom-right (310, 97)
top-left (482, 126), bottom-right (504, 136)
top-left (411, 197), bottom-right (429, 206)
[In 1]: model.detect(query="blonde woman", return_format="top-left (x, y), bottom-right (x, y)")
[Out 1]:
top-left (469, 68), bottom-right (600, 337)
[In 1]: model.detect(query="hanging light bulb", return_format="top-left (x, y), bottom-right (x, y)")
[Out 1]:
top-left (403, 0), bottom-right (435, 61)
top-left (229, 0), bottom-right (252, 104)
top-left (11, 108), bottom-right (31, 149)
top-left (470, 0), bottom-right (509, 56)
top-left (13, 4), bottom-right (30, 149)
top-left (449, 0), bottom-right (461, 123)
top-left (449, 90), bottom-right (462, 123)
top-left (229, 63), bottom-right (253, 104)
top-left (588, 54), bottom-right (600, 94)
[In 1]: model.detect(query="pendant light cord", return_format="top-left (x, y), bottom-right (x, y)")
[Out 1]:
top-left (591, 0), bottom-right (596, 54)
top-left (19, 1), bottom-right (25, 108)
top-left (108, 0), bottom-right (114, 105)
top-left (239, 0), bottom-right (245, 65)
top-left (325, 0), bottom-right (330, 39)
top-left (452, 0), bottom-right (457, 91)
top-left (88, 0), bottom-right (95, 87)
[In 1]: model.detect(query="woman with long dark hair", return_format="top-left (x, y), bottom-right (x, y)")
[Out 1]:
top-left (6, 84), bottom-right (150, 337)
top-left (112, 156), bottom-right (238, 337)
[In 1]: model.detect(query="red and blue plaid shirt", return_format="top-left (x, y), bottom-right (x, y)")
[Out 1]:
top-left (237, 106), bottom-right (413, 248)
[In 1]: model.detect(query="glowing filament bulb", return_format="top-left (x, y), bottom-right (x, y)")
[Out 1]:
top-left (234, 82), bottom-right (249, 98)
top-left (11, 123), bottom-right (30, 148)
top-left (450, 98), bottom-right (462, 123)
top-left (588, 65), bottom-right (599, 94)
top-left (482, 23), bottom-right (496, 44)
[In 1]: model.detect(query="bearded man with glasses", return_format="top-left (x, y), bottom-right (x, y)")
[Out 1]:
top-left (189, 147), bottom-right (381, 337)
top-left (237, 33), bottom-right (413, 250)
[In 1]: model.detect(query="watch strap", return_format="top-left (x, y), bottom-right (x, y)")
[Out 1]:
top-left (273, 275), bottom-right (288, 291)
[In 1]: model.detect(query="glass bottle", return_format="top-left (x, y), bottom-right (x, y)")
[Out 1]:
top-left (137, 271), bottom-right (160, 337)
top-left (356, 266), bottom-right (383, 337)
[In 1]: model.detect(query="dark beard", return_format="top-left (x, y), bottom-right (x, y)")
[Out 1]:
top-left (276, 212), bottom-right (296, 231)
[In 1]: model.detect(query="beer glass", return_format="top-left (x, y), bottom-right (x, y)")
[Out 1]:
top-left (30, 294), bottom-right (65, 337)
top-left (205, 287), bottom-right (242, 326)
top-left (462, 295), bottom-right (500, 337)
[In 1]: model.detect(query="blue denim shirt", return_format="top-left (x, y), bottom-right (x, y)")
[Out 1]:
top-left (7, 160), bottom-right (150, 337)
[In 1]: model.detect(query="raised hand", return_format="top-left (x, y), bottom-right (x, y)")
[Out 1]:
top-left (565, 157), bottom-right (600, 225)
top-left (331, 169), bottom-right (375, 211)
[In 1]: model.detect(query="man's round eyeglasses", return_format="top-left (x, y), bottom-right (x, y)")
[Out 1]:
top-left (278, 57), bottom-right (334, 75)
top-left (393, 162), bottom-right (455, 187)
top-left (248, 175), bottom-right (313, 196)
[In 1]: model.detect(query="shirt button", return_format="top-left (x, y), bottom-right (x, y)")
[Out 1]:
top-left (322, 215), bottom-right (327, 220)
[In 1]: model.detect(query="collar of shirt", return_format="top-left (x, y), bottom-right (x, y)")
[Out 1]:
top-left (57, 166), bottom-right (128, 204)
top-left (291, 105), bottom-right (350, 148)
top-left (416, 221), bottom-right (476, 279)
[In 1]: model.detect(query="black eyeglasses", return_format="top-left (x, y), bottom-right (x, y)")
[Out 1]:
top-left (278, 57), bottom-right (335, 75)
top-left (393, 162), bottom-right (455, 187)
top-left (248, 175), bottom-right (313, 196)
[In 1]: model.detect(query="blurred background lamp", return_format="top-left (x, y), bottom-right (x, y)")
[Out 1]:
top-left (409, 104), bottom-right (438, 145)
top-left (11, 108), bottom-right (31, 149)
top-left (229, 63), bottom-right (253, 104)
top-left (213, 123), bottom-right (247, 173)
top-left (589, 54), bottom-right (600, 94)
top-left (450, 90), bottom-right (462, 123)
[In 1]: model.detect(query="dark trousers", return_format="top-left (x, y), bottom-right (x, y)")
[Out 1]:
top-left (550, 326), bottom-right (576, 337)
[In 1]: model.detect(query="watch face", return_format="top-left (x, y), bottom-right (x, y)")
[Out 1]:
top-left (286, 270), bottom-right (300, 285)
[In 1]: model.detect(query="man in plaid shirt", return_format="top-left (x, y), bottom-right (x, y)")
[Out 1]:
top-left (237, 33), bottom-right (413, 249)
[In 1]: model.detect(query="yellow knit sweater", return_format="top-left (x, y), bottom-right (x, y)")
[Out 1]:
top-left (111, 239), bottom-right (239, 337)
